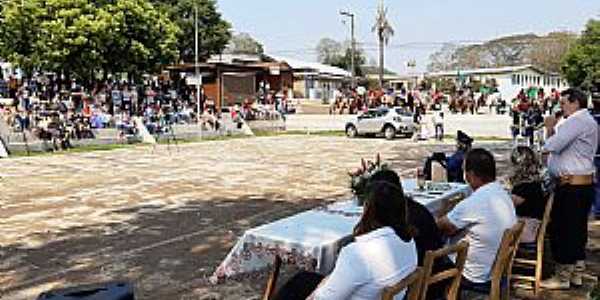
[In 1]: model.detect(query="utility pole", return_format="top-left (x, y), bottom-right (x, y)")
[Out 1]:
top-left (194, 5), bottom-right (201, 124)
top-left (340, 10), bottom-right (356, 88)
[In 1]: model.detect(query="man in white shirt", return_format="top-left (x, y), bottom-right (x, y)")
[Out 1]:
top-left (437, 148), bottom-right (517, 286)
top-left (541, 88), bottom-right (598, 289)
top-left (432, 111), bottom-right (444, 141)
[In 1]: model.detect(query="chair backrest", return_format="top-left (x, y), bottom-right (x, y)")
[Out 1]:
top-left (489, 220), bottom-right (526, 300)
top-left (535, 193), bottom-right (554, 251)
top-left (382, 267), bottom-right (424, 300)
top-left (419, 240), bottom-right (469, 300)
top-left (262, 255), bottom-right (282, 300)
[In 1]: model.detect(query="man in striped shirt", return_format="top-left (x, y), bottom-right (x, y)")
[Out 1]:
top-left (541, 88), bottom-right (599, 289)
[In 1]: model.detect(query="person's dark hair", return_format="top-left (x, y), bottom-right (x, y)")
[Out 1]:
top-left (369, 169), bottom-right (404, 194)
top-left (561, 88), bottom-right (588, 109)
top-left (464, 148), bottom-right (496, 183)
top-left (353, 181), bottom-right (414, 242)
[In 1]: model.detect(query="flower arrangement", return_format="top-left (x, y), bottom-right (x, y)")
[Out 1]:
top-left (348, 153), bottom-right (389, 206)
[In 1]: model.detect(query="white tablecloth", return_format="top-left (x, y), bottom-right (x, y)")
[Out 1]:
top-left (210, 179), bottom-right (470, 283)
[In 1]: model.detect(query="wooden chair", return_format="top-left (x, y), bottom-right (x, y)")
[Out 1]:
top-left (262, 255), bottom-right (282, 300)
top-left (419, 240), bottom-right (469, 300)
top-left (461, 221), bottom-right (526, 300)
top-left (511, 194), bottom-right (554, 296)
top-left (489, 220), bottom-right (526, 300)
top-left (437, 194), bottom-right (467, 218)
top-left (382, 267), bottom-right (424, 300)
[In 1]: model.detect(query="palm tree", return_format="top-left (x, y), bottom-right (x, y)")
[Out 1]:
top-left (372, 0), bottom-right (394, 88)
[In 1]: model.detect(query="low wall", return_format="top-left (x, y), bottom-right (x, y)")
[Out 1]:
top-left (246, 119), bottom-right (286, 132)
top-left (284, 113), bottom-right (512, 138)
top-left (3, 121), bottom-right (249, 155)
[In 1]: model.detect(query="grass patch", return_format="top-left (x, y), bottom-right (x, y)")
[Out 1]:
top-left (157, 134), bottom-right (251, 145)
top-left (288, 130), bottom-right (346, 137)
top-left (443, 134), bottom-right (512, 142)
top-left (253, 130), bottom-right (345, 137)
top-left (10, 143), bottom-right (137, 157)
top-left (9, 150), bottom-right (53, 157)
top-left (66, 143), bottom-right (136, 153)
top-left (250, 130), bottom-right (285, 137)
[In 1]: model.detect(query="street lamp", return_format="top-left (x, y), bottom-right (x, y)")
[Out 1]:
top-left (340, 10), bottom-right (356, 88)
top-left (194, 5), bottom-right (202, 124)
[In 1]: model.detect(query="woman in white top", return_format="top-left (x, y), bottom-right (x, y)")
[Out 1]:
top-left (273, 181), bottom-right (418, 300)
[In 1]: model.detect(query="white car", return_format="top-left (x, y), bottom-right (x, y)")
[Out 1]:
top-left (345, 107), bottom-right (416, 140)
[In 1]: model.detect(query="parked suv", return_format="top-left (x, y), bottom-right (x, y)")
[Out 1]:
top-left (345, 107), bottom-right (416, 140)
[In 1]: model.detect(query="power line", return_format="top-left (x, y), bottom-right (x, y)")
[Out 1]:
top-left (267, 35), bottom-right (577, 56)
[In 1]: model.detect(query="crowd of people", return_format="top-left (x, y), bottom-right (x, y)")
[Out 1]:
top-left (329, 87), bottom-right (444, 116)
top-left (269, 87), bottom-right (599, 299)
top-left (510, 87), bottom-right (562, 146)
top-left (0, 74), bottom-right (291, 150)
top-left (327, 84), bottom-right (508, 117)
top-left (0, 75), bottom-right (201, 146)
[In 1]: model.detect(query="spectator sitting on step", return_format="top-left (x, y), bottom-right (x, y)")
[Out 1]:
top-left (201, 109), bottom-right (218, 131)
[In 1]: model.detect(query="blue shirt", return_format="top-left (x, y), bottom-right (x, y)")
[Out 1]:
top-left (447, 150), bottom-right (466, 183)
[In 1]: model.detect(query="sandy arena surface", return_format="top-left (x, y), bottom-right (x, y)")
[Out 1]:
top-left (0, 135), bottom-right (597, 299)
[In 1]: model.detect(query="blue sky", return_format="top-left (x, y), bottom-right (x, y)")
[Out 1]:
top-left (216, 0), bottom-right (599, 74)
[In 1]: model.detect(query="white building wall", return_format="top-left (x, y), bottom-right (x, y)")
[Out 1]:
top-left (477, 69), bottom-right (569, 101)
top-left (429, 66), bottom-right (570, 101)
top-left (506, 69), bottom-right (569, 100)
top-left (494, 75), bottom-right (515, 101)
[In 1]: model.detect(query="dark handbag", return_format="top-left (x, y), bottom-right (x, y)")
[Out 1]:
top-left (37, 282), bottom-right (134, 300)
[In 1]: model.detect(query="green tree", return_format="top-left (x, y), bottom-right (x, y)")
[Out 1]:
top-left (372, 0), bottom-right (394, 88)
top-left (316, 38), bottom-right (365, 76)
top-left (35, 0), bottom-right (102, 85)
top-left (0, 0), bottom-right (179, 87)
top-left (316, 38), bottom-right (342, 64)
top-left (224, 32), bottom-right (264, 55)
top-left (152, 0), bottom-right (231, 62)
top-left (95, 0), bottom-right (180, 81)
top-left (562, 19), bottom-right (600, 89)
top-left (0, 0), bottom-right (45, 76)
top-left (330, 43), bottom-right (366, 77)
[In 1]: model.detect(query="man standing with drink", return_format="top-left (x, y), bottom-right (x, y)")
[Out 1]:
top-left (541, 88), bottom-right (598, 289)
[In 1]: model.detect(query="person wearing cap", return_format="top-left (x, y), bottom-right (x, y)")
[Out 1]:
top-left (446, 130), bottom-right (473, 183)
top-left (541, 88), bottom-right (598, 290)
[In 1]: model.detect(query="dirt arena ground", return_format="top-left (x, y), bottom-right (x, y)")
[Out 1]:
top-left (1, 136), bottom-right (597, 299)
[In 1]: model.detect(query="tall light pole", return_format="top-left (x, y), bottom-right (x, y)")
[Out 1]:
top-left (194, 5), bottom-right (201, 123)
top-left (340, 10), bottom-right (356, 88)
